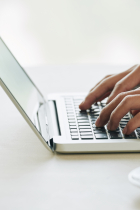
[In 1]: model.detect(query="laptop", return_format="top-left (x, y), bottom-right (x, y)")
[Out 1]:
top-left (1, 37), bottom-right (140, 153)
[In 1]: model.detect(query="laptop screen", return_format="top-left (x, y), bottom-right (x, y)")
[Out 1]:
top-left (0, 38), bottom-right (45, 128)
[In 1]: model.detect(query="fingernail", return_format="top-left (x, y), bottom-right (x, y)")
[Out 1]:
top-left (107, 121), bottom-right (111, 130)
top-left (95, 117), bottom-right (100, 126)
top-left (123, 126), bottom-right (127, 134)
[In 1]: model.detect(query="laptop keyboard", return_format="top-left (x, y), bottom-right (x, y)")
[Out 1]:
top-left (64, 96), bottom-right (140, 140)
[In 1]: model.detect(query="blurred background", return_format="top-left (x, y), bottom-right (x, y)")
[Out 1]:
top-left (0, 0), bottom-right (140, 67)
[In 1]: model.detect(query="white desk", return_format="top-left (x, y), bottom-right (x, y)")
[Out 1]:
top-left (0, 64), bottom-right (140, 210)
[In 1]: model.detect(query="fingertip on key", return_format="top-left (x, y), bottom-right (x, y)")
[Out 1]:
top-left (123, 126), bottom-right (127, 134)
top-left (95, 117), bottom-right (100, 126)
top-left (79, 101), bottom-right (85, 110)
top-left (79, 100), bottom-right (91, 110)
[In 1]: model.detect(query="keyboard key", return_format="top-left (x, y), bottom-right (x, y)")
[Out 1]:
top-left (94, 130), bottom-right (106, 134)
top-left (120, 125), bottom-right (126, 128)
top-left (91, 119), bottom-right (96, 122)
top-left (90, 113), bottom-right (100, 116)
top-left (90, 109), bottom-right (100, 113)
top-left (69, 120), bottom-right (76, 123)
top-left (68, 117), bottom-right (75, 120)
top-left (69, 126), bottom-right (77, 129)
top-left (79, 126), bottom-right (91, 129)
top-left (80, 129), bottom-right (92, 132)
top-left (91, 104), bottom-right (99, 107)
top-left (66, 107), bottom-right (73, 109)
top-left (92, 124), bottom-right (97, 128)
top-left (80, 132), bottom-right (93, 136)
top-left (77, 120), bottom-right (89, 123)
top-left (93, 127), bottom-right (105, 131)
top-left (122, 116), bottom-right (130, 120)
top-left (108, 128), bottom-right (120, 133)
top-left (67, 114), bottom-right (75, 117)
top-left (69, 123), bottom-right (76, 126)
top-left (67, 112), bottom-right (74, 115)
top-left (91, 119), bottom-right (98, 122)
top-left (91, 119), bottom-right (97, 122)
top-left (81, 136), bottom-right (94, 140)
top-left (77, 117), bottom-right (89, 120)
top-left (120, 119), bottom-right (129, 122)
top-left (101, 105), bottom-right (106, 108)
top-left (101, 102), bottom-right (106, 106)
top-left (109, 132), bottom-right (122, 139)
top-left (77, 115), bottom-right (88, 118)
top-left (75, 109), bottom-right (82, 112)
top-left (71, 133), bottom-right (79, 136)
top-left (66, 108), bottom-right (73, 111)
top-left (101, 98), bottom-right (108, 103)
top-left (90, 117), bottom-right (97, 120)
top-left (90, 114), bottom-right (98, 118)
top-left (95, 134), bottom-right (108, 139)
top-left (120, 122), bottom-right (127, 125)
top-left (136, 130), bottom-right (140, 135)
top-left (70, 129), bottom-right (78, 133)
top-left (91, 121), bottom-right (96, 124)
top-left (78, 123), bottom-right (90, 126)
top-left (90, 111), bottom-right (100, 115)
top-left (124, 132), bottom-right (137, 139)
top-left (76, 112), bottom-right (87, 114)
top-left (80, 110), bottom-right (87, 113)
top-left (65, 102), bottom-right (72, 105)
top-left (72, 137), bottom-right (79, 140)
top-left (92, 109), bottom-right (100, 112)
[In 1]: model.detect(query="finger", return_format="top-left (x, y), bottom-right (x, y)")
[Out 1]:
top-left (79, 70), bottom-right (131, 110)
top-left (89, 75), bottom-right (113, 92)
top-left (96, 91), bottom-right (111, 102)
top-left (92, 64), bottom-right (137, 93)
top-left (107, 95), bottom-right (140, 131)
top-left (93, 65), bottom-right (136, 95)
top-left (122, 112), bottom-right (140, 135)
top-left (107, 65), bottom-right (140, 104)
top-left (95, 88), bottom-right (140, 127)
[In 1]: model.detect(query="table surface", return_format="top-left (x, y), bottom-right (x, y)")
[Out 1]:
top-left (0, 64), bottom-right (140, 210)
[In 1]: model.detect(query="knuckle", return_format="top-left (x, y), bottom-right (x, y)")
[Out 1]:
top-left (123, 95), bottom-right (131, 104)
top-left (117, 92), bottom-right (126, 100)
top-left (115, 82), bottom-right (124, 90)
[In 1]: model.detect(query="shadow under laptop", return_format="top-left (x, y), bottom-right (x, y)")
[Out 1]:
top-left (56, 151), bottom-right (140, 161)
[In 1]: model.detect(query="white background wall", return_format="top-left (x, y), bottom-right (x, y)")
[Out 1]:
top-left (0, 0), bottom-right (140, 67)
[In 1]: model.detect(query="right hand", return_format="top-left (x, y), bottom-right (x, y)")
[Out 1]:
top-left (79, 64), bottom-right (140, 134)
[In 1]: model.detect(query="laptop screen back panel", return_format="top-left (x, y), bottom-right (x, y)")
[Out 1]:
top-left (0, 38), bottom-right (52, 152)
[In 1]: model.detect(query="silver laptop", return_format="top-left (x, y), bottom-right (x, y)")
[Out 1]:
top-left (1, 38), bottom-right (140, 153)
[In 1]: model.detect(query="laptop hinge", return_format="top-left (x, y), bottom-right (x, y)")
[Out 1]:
top-left (35, 100), bottom-right (60, 152)
top-left (34, 102), bottom-right (54, 151)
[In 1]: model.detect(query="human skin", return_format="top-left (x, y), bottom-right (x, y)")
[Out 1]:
top-left (79, 64), bottom-right (140, 135)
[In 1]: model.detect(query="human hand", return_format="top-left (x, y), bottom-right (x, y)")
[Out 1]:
top-left (79, 65), bottom-right (140, 135)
